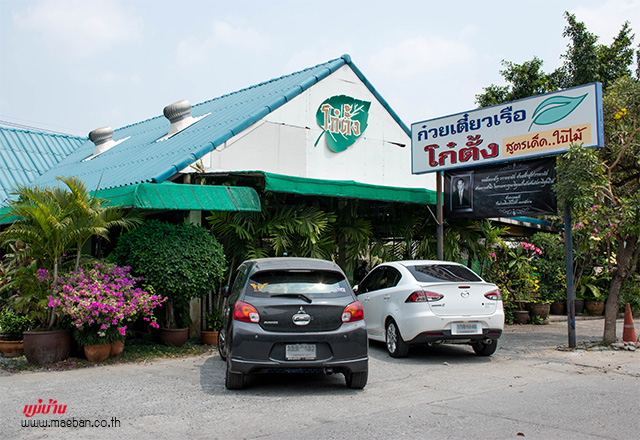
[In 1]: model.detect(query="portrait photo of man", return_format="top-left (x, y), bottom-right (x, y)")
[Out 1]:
top-left (450, 173), bottom-right (473, 212)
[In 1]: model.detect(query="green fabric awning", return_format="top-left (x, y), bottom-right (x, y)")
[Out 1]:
top-left (258, 172), bottom-right (436, 205)
top-left (94, 182), bottom-right (261, 211)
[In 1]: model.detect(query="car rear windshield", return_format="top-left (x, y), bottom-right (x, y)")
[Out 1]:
top-left (245, 270), bottom-right (351, 298)
top-left (407, 264), bottom-right (482, 283)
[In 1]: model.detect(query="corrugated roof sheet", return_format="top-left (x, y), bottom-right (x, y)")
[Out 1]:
top-left (0, 127), bottom-right (86, 204)
top-left (27, 54), bottom-right (411, 195)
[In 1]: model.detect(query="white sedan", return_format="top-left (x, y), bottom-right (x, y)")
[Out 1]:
top-left (354, 260), bottom-right (504, 357)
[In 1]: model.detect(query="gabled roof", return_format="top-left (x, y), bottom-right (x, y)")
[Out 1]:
top-left (30, 54), bottom-right (410, 195)
top-left (0, 126), bottom-right (86, 203)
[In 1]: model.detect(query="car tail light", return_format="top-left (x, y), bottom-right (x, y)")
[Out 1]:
top-left (406, 290), bottom-right (444, 302)
top-left (233, 301), bottom-right (260, 323)
top-left (341, 301), bottom-right (364, 323)
top-left (484, 289), bottom-right (502, 301)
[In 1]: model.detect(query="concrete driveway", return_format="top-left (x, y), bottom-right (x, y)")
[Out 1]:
top-left (1, 317), bottom-right (638, 440)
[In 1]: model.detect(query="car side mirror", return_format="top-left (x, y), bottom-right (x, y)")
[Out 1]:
top-left (353, 285), bottom-right (360, 294)
top-left (222, 285), bottom-right (230, 298)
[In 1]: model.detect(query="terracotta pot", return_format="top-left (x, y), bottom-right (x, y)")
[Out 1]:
top-left (84, 343), bottom-right (111, 363)
top-left (513, 310), bottom-right (530, 325)
top-left (23, 330), bottom-right (71, 365)
top-left (0, 340), bottom-right (24, 358)
top-left (201, 330), bottom-right (219, 346)
top-left (584, 299), bottom-right (605, 316)
top-left (158, 328), bottom-right (189, 347)
top-left (550, 301), bottom-right (566, 315)
top-left (110, 340), bottom-right (125, 359)
top-left (530, 302), bottom-right (551, 320)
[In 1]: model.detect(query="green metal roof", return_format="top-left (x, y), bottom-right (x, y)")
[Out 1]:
top-left (94, 182), bottom-right (261, 211)
top-left (253, 172), bottom-right (436, 205)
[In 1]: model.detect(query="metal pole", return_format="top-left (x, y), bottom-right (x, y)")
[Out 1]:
top-left (436, 171), bottom-right (443, 260)
top-left (564, 202), bottom-right (576, 348)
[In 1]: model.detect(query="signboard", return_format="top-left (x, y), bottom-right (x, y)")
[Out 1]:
top-left (411, 83), bottom-right (603, 174)
top-left (444, 157), bottom-right (557, 220)
top-left (315, 95), bottom-right (371, 152)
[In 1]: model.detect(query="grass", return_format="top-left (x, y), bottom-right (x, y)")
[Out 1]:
top-left (0, 340), bottom-right (215, 375)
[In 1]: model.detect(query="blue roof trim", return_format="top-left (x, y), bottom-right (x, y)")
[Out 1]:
top-left (342, 55), bottom-right (411, 137)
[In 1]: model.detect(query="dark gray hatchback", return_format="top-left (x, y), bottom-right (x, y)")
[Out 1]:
top-left (218, 257), bottom-right (368, 390)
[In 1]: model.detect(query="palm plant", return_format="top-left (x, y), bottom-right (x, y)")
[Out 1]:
top-left (52, 176), bottom-right (142, 270)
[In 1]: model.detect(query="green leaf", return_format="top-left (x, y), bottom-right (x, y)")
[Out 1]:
top-left (315, 95), bottom-right (371, 152)
top-left (528, 94), bottom-right (587, 131)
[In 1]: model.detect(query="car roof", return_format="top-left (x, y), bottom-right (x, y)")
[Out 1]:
top-left (383, 260), bottom-right (464, 267)
top-left (246, 257), bottom-right (344, 273)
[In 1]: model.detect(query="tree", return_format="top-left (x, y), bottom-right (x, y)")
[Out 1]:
top-left (476, 12), bottom-right (637, 108)
top-left (555, 78), bottom-right (639, 343)
top-left (476, 12), bottom-right (639, 342)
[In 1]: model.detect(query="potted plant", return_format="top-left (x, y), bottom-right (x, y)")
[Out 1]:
top-left (201, 308), bottom-right (223, 345)
top-left (0, 178), bottom-right (140, 364)
top-left (0, 307), bottom-right (31, 357)
top-left (577, 270), bottom-right (608, 316)
top-left (113, 221), bottom-right (227, 347)
top-left (529, 299), bottom-right (551, 321)
top-left (49, 261), bottom-right (164, 362)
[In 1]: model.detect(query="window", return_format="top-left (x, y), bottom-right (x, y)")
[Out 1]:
top-left (407, 264), bottom-right (482, 283)
top-left (245, 270), bottom-right (350, 298)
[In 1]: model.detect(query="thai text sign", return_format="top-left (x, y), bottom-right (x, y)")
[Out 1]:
top-left (315, 95), bottom-right (371, 153)
top-left (444, 157), bottom-right (557, 220)
top-left (411, 83), bottom-right (603, 174)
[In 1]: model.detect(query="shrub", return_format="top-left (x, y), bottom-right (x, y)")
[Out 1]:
top-left (113, 220), bottom-right (227, 328)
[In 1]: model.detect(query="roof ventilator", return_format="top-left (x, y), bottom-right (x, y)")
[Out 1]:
top-left (157, 99), bottom-right (209, 142)
top-left (83, 126), bottom-right (128, 161)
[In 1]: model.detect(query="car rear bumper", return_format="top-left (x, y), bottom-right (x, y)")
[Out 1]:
top-left (228, 321), bottom-right (369, 375)
top-left (408, 328), bottom-right (503, 345)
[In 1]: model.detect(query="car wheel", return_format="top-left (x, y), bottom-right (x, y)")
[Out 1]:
top-left (225, 359), bottom-right (245, 390)
top-left (386, 320), bottom-right (409, 358)
top-left (472, 340), bottom-right (498, 356)
top-left (217, 329), bottom-right (226, 361)
top-left (345, 370), bottom-right (368, 389)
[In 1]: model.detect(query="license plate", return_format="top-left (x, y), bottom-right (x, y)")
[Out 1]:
top-left (286, 344), bottom-right (316, 360)
top-left (451, 322), bottom-right (481, 335)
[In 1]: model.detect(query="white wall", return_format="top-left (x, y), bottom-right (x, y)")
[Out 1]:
top-left (197, 65), bottom-right (435, 191)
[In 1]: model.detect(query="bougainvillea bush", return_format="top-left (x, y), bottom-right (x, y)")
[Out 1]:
top-left (45, 261), bottom-right (165, 345)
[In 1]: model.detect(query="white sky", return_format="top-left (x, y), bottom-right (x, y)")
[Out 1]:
top-left (1, 0), bottom-right (638, 137)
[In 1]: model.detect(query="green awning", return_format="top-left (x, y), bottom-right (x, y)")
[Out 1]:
top-left (94, 182), bottom-right (261, 211)
top-left (0, 183), bottom-right (261, 225)
top-left (257, 172), bottom-right (436, 205)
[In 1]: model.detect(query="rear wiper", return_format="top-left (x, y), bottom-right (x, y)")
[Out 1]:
top-left (271, 293), bottom-right (312, 303)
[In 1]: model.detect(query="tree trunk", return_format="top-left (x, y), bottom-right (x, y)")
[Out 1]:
top-left (603, 275), bottom-right (623, 343)
top-left (603, 235), bottom-right (639, 343)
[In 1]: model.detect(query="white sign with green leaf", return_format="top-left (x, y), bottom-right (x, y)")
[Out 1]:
top-left (411, 83), bottom-right (604, 174)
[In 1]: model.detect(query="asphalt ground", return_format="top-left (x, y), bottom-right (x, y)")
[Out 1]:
top-left (1, 316), bottom-right (638, 440)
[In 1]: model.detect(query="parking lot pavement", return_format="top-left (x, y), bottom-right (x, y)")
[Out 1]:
top-left (1, 316), bottom-right (638, 440)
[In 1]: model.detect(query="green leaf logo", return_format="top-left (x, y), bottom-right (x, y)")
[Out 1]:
top-left (315, 95), bottom-right (371, 152)
top-left (528, 94), bottom-right (587, 131)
